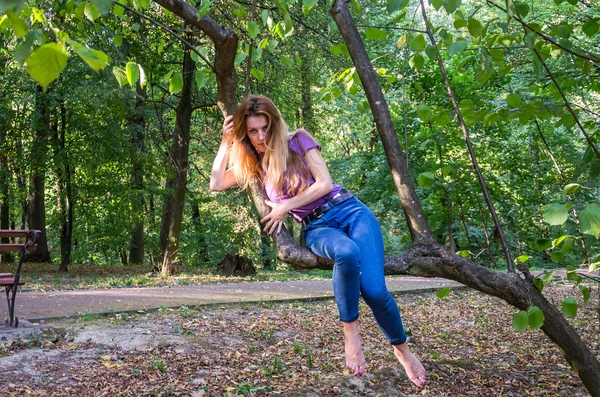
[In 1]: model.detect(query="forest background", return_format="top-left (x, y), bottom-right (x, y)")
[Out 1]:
top-left (1, 0), bottom-right (600, 394)
top-left (1, 0), bottom-right (598, 276)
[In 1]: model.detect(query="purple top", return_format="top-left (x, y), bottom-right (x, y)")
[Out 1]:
top-left (264, 130), bottom-right (342, 222)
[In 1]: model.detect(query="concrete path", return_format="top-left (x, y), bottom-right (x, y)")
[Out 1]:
top-left (9, 277), bottom-right (463, 322)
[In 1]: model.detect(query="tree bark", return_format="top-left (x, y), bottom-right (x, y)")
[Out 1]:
top-left (159, 35), bottom-right (195, 276)
top-left (26, 85), bottom-right (51, 263)
top-left (51, 99), bottom-right (73, 271)
top-left (0, 130), bottom-right (12, 263)
top-left (128, 82), bottom-right (147, 264)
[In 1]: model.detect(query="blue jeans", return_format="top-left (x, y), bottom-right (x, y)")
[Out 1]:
top-left (302, 197), bottom-right (407, 345)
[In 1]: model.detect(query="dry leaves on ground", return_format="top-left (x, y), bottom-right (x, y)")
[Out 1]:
top-left (1, 285), bottom-right (598, 396)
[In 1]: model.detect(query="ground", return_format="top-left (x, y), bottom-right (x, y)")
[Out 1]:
top-left (1, 287), bottom-right (598, 396)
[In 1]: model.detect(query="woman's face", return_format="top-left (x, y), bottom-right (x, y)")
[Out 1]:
top-left (246, 114), bottom-right (269, 153)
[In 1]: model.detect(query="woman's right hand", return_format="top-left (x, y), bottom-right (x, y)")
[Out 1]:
top-left (222, 115), bottom-right (235, 145)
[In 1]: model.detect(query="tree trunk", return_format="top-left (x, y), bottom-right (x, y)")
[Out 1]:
top-left (128, 82), bottom-right (147, 264)
top-left (26, 85), bottom-right (51, 263)
top-left (51, 99), bottom-right (72, 271)
top-left (0, 133), bottom-right (12, 263)
top-left (159, 36), bottom-right (194, 276)
top-left (191, 201), bottom-right (209, 263)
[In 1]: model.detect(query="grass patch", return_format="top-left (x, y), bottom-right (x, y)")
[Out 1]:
top-left (0, 262), bottom-right (334, 291)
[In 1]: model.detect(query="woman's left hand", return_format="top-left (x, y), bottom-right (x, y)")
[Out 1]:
top-left (261, 200), bottom-right (288, 235)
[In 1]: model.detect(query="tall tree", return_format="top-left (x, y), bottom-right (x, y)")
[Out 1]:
top-left (159, 28), bottom-right (195, 276)
top-left (128, 82), bottom-right (147, 264)
top-left (26, 86), bottom-right (51, 263)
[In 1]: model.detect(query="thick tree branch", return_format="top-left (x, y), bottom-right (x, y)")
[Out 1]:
top-left (329, 0), bottom-right (435, 245)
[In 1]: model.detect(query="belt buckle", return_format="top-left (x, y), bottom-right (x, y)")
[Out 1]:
top-left (312, 207), bottom-right (324, 219)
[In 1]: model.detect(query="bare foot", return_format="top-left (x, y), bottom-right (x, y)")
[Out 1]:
top-left (342, 321), bottom-right (366, 376)
top-left (393, 342), bottom-right (426, 387)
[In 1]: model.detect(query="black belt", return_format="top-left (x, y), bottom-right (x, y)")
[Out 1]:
top-left (302, 189), bottom-right (354, 226)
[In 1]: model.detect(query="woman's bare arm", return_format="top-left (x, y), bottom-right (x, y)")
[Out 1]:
top-left (210, 116), bottom-right (238, 192)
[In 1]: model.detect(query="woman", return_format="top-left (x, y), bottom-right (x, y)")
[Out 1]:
top-left (210, 95), bottom-right (426, 387)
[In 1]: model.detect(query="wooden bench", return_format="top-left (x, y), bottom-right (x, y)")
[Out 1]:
top-left (0, 230), bottom-right (40, 327)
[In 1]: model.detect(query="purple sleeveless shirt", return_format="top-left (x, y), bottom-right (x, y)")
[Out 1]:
top-left (264, 131), bottom-right (342, 222)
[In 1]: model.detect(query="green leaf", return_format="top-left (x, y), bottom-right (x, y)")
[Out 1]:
top-left (302, 0), bottom-right (319, 15)
top-left (357, 100), bottom-right (369, 114)
top-left (506, 93), bottom-right (521, 108)
top-left (436, 287), bottom-right (450, 298)
top-left (91, 0), bottom-right (112, 15)
top-left (416, 103), bottom-right (432, 122)
top-left (467, 18), bottom-right (483, 37)
top-left (67, 40), bottom-right (110, 71)
top-left (409, 54), bottom-right (424, 70)
top-left (516, 255), bottom-right (530, 264)
top-left (431, 0), bottom-right (443, 10)
top-left (582, 20), bottom-right (599, 37)
top-left (527, 306), bottom-right (544, 329)
top-left (552, 234), bottom-right (575, 248)
top-left (534, 239), bottom-right (552, 250)
top-left (365, 28), bottom-right (387, 41)
top-left (550, 252), bottom-right (563, 263)
top-left (456, 250), bottom-right (472, 258)
top-left (15, 30), bottom-right (35, 64)
top-left (396, 35), bottom-right (408, 49)
top-left (512, 310), bottom-right (529, 332)
top-left (169, 72), bottom-right (183, 94)
top-left (579, 285), bottom-right (590, 303)
top-left (514, 1), bottom-right (529, 17)
top-left (590, 262), bottom-right (600, 272)
top-left (195, 70), bottom-right (206, 90)
top-left (417, 172), bottom-right (435, 188)
top-left (113, 3), bottom-right (124, 18)
top-left (126, 62), bottom-right (140, 86)
top-left (454, 19), bottom-right (467, 29)
top-left (425, 45), bottom-right (439, 60)
top-left (533, 277), bottom-right (544, 292)
top-left (543, 203), bottom-right (568, 225)
top-left (483, 111), bottom-right (499, 125)
top-left (112, 66), bottom-right (128, 87)
top-left (248, 21), bottom-right (260, 39)
top-left (84, 3), bottom-right (100, 22)
top-left (448, 40), bottom-right (468, 57)
top-left (410, 35), bottom-right (427, 51)
top-left (196, 0), bottom-right (213, 18)
top-left (251, 68), bottom-right (264, 81)
top-left (563, 183), bottom-right (580, 194)
top-left (386, 0), bottom-right (408, 13)
top-left (26, 42), bottom-right (68, 91)
top-left (561, 297), bottom-right (578, 318)
top-left (6, 10), bottom-right (28, 37)
top-left (579, 204), bottom-right (600, 237)
top-left (0, 0), bottom-right (23, 12)
top-left (280, 54), bottom-right (293, 66)
top-left (560, 237), bottom-right (574, 253)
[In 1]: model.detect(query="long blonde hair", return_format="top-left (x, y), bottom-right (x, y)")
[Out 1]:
top-left (230, 95), bottom-right (311, 195)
